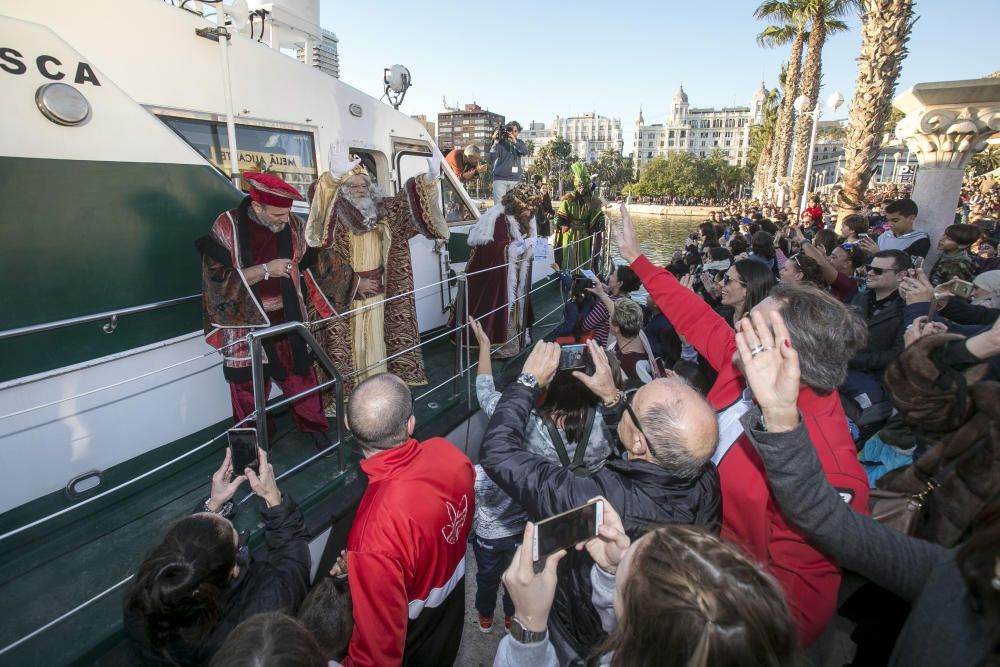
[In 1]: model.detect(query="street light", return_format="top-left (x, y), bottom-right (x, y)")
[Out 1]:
top-left (892, 151), bottom-right (902, 183)
top-left (795, 91), bottom-right (845, 214)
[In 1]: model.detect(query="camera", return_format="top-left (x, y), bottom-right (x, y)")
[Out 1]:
top-left (493, 123), bottom-right (510, 141)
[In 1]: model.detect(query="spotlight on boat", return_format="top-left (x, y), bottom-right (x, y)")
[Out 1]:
top-left (383, 64), bottom-right (412, 110)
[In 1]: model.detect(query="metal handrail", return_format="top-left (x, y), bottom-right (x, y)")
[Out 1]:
top-left (0, 294), bottom-right (201, 341)
top-left (247, 322), bottom-right (346, 473)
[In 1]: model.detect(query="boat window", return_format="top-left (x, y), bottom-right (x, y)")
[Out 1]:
top-left (441, 174), bottom-right (477, 223)
top-left (159, 116), bottom-right (318, 199)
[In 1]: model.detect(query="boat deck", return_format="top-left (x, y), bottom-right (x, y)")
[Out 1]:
top-left (0, 278), bottom-right (566, 665)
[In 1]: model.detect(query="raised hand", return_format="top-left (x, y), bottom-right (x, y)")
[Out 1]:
top-left (245, 449), bottom-right (282, 508)
top-left (467, 316), bottom-right (491, 348)
top-left (426, 144), bottom-right (444, 178)
top-left (502, 522), bottom-right (566, 632)
top-left (208, 448), bottom-right (247, 512)
top-left (578, 498), bottom-right (631, 574)
top-left (903, 316), bottom-right (948, 348)
top-left (615, 203), bottom-right (641, 263)
top-left (521, 341), bottom-right (561, 390)
top-left (571, 339), bottom-right (618, 404)
top-left (735, 309), bottom-right (801, 432)
top-left (327, 141), bottom-right (362, 179)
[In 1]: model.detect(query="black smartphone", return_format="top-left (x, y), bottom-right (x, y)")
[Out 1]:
top-left (532, 500), bottom-right (603, 562)
top-left (559, 344), bottom-right (588, 371)
top-left (228, 428), bottom-right (260, 475)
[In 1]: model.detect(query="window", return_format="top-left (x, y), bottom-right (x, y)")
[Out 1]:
top-left (725, 131), bottom-right (733, 138)
top-left (712, 119), bottom-right (722, 128)
top-left (440, 170), bottom-right (477, 225)
top-left (700, 140), bottom-right (706, 146)
top-left (160, 116), bottom-right (318, 198)
top-left (725, 141), bottom-right (731, 146)
top-left (712, 132), bottom-right (720, 138)
top-left (680, 130), bottom-right (686, 138)
top-left (713, 140), bottom-right (718, 146)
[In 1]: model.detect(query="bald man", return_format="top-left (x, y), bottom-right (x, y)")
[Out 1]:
top-left (338, 373), bottom-right (474, 667)
top-left (478, 340), bottom-right (721, 662)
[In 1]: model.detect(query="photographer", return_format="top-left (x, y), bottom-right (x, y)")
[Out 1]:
top-left (488, 121), bottom-right (527, 202)
top-left (445, 144), bottom-right (487, 183)
top-left (123, 449), bottom-right (310, 666)
top-left (478, 339), bottom-right (721, 662)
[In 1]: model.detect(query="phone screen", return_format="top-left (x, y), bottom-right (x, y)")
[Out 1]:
top-left (534, 501), bottom-right (600, 562)
top-left (559, 344), bottom-right (587, 371)
top-left (228, 429), bottom-right (260, 474)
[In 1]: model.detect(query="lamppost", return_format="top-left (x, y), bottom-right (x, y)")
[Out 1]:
top-left (880, 150), bottom-right (889, 184)
top-left (794, 90), bottom-right (845, 214)
top-left (892, 151), bottom-right (902, 183)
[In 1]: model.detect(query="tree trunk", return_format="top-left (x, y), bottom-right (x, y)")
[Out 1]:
top-left (754, 140), bottom-right (774, 199)
top-left (835, 0), bottom-right (916, 231)
top-left (769, 28), bottom-right (806, 201)
top-left (790, 21), bottom-right (827, 210)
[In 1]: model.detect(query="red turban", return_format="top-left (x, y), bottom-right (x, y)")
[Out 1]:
top-left (244, 172), bottom-right (303, 208)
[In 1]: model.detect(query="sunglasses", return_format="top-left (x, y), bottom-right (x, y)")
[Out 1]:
top-left (867, 266), bottom-right (899, 276)
top-left (720, 274), bottom-right (745, 286)
top-left (789, 254), bottom-right (804, 269)
top-left (622, 389), bottom-right (650, 446)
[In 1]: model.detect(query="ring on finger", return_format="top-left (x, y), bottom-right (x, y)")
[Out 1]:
top-left (750, 345), bottom-right (773, 358)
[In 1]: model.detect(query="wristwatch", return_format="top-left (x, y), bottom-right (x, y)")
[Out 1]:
top-left (202, 497), bottom-right (236, 519)
top-left (261, 263), bottom-right (270, 280)
top-left (516, 372), bottom-right (538, 389)
top-left (509, 617), bottom-right (548, 645)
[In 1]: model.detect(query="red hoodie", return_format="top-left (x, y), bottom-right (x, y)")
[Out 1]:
top-left (344, 437), bottom-right (474, 666)
top-left (632, 255), bottom-right (869, 646)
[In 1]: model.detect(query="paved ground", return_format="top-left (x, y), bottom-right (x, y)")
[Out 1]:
top-left (455, 543), bottom-right (505, 667)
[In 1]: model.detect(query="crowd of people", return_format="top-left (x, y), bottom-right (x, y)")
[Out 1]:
top-left (138, 172), bottom-right (1000, 667)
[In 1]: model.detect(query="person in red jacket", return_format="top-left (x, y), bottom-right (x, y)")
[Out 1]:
top-left (614, 204), bottom-right (870, 646)
top-left (338, 373), bottom-right (474, 666)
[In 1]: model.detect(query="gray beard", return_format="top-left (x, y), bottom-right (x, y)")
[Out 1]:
top-left (342, 190), bottom-right (379, 232)
top-left (248, 206), bottom-right (287, 233)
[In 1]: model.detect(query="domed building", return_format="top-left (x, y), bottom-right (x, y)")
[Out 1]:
top-left (632, 83), bottom-right (767, 174)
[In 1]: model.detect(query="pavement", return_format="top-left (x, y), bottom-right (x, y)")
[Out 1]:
top-left (454, 542), bottom-right (505, 667)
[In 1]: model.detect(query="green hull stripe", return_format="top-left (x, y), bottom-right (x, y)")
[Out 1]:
top-left (0, 157), bottom-right (241, 380)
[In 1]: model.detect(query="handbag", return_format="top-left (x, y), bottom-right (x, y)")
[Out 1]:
top-left (868, 439), bottom-right (979, 536)
top-left (867, 483), bottom-right (936, 536)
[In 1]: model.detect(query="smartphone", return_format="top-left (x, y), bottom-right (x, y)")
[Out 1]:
top-left (559, 343), bottom-right (588, 371)
top-left (859, 233), bottom-right (870, 241)
top-left (532, 500), bottom-right (604, 562)
top-left (228, 428), bottom-right (260, 475)
top-left (952, 279), bottom-right (974, 299)
top-left (581, 269), bottom-right (597, 281)
top-left (913, 256), bottom-right (924, 271)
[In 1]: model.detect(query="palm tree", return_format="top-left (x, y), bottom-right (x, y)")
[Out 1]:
top-left (750, 85), bottom-right (782, 198)
top-left (789, 0), bottom-right (851, 208)
top-left (756, 1), bottom-right (809, 200)
top-left (836, 0), bottom-right (917, 224)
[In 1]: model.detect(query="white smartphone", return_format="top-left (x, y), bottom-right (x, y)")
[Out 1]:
top-left (532, 499), bottom-right (604, 562)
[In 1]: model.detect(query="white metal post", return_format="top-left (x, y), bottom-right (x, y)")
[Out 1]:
top-left (217, 8), bottom-right (241, 186)
top-left (799, 106), bottom-right (821, 214)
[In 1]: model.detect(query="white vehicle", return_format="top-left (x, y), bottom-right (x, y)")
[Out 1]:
top-left (0, 1), bottom-right (565, 662)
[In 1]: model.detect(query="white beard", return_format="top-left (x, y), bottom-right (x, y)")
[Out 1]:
top-left (342, 190), bottom-right (379, 232)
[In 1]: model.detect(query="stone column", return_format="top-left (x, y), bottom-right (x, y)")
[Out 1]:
top-left (893, 79), bottom-right (1000, 264)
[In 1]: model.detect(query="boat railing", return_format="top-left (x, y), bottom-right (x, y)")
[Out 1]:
top-left (0, 294), bottom-right (201, 341)
top-left (0, 231), bottom-right (603, 658)
top-left (0, 230), bottom-right (603, 534)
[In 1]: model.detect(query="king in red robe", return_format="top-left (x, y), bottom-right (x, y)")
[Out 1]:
top-left (197, 172), bottom-right (356, 442)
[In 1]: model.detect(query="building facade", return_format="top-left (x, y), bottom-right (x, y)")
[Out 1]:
top-left (437, 103), bottom-right (504, 154)
top-left (632, 84), bottom-right (767, 172)
top-left (521, 113), bottom-right (624, 171)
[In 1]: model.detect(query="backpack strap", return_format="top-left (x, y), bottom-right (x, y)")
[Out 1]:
top-left (540, 408), bottom-right (597, 477)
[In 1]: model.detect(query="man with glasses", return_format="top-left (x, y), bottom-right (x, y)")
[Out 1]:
top-left (842, 249), bottom-right (911, 409)
top-left (478, 339), bottom-right (721, 663)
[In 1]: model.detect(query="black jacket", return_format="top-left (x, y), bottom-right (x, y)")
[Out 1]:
top-left (124, 496), bottom-right (311, 666)
top-left (850, 290), bottom-right (906, 373)
top-left (479, 383), bottom-right (721, 659)
top-left (939, 298), bottom-right (999, 326)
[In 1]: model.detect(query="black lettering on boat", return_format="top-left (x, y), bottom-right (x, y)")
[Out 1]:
top-left (0, 47), bottom-right (26, 75)
top-left (74, 61), bottom-right (100, 86)
top-left (36, 54), bottom-right (65, 80)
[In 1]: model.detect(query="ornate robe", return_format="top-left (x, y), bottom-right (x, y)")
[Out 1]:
top-left (310, 175), bottom-right (448, 405)
top-left (462, 204), bottom-right (536, 358)
top-left (198, 197), bottom-right (357, 381)
top-left (556, 191), bottom-right (605, 273)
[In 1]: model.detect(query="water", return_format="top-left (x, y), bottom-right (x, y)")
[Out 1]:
top-left (605, 211), bottom-right (701, 266)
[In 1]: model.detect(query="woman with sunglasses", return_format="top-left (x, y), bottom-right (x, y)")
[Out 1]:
top-left (717, 259), bottom-right (775, 326)
top-left (123, 449), bottom-right (309, 666)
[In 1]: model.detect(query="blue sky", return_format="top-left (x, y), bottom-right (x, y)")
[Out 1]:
top-left (319, 0), bottom-right (998, 154)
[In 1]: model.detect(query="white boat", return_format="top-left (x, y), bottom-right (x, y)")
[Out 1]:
top-left (0, 1), bottom-right (563, 662)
